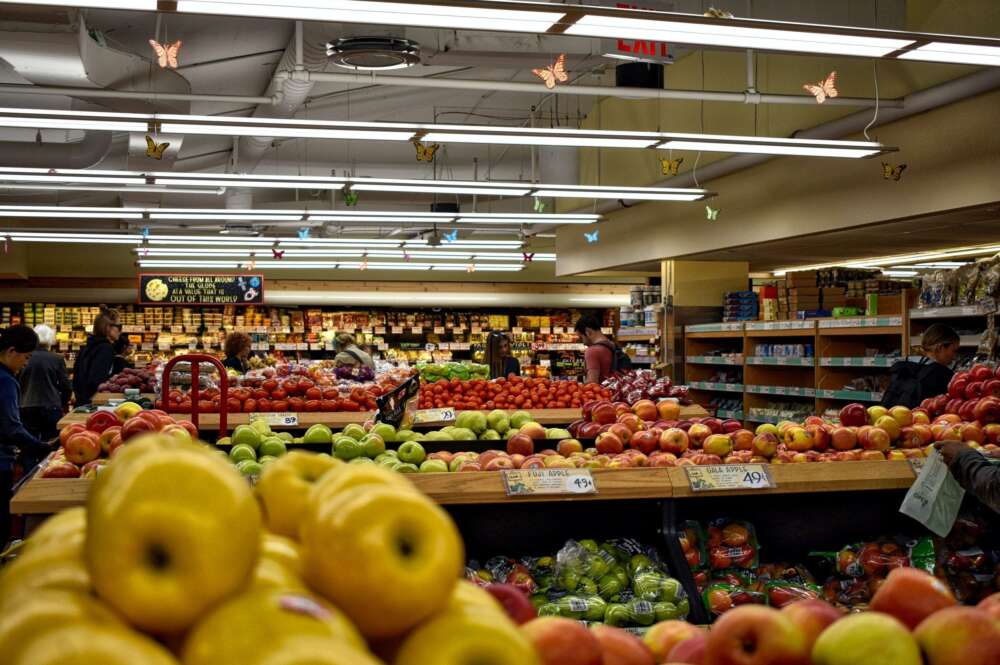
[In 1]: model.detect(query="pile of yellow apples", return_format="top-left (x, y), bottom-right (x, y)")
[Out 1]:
top-left (0, 435), bottom-right (538, 665)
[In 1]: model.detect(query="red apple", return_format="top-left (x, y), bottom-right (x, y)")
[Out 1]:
top-left (660, 428), bottom-right (689, 455)
top-left (590, 624), bottom-right (655, 665)
top-left (643, 621), bottom-right (705, 664)
top-left (617, 412), bottom-right (645, 434)
top-left (97, 426), bottom-right (122, 454)
top-left (667, 633), bottom-right (707, 665)
top-left (485, 583), bottom-right (536, 625)
top-left (58, 423), bottom-right (86, 447)
top-left (40, 458), bottom-right (81, 478)
top-left (632, 399), bottom-right (659, 422)
top-left (829, 426), bottom-right (857, 451)
top-left (805, 424), bottom-right (830, 452)
top-left (804, 416), bottom-right (825, 427)
top-left (520, 456), bottom-right (545, 469)
top-left (914, 605), bottom-right (1000, 665)
top-left (578, 421), bottom-right (603, 439)
top-left (869, 567), bottom-right (957, 629)
top-left (702, 417), bottom-right (723, 434)
top-left (121, 415), bottom-right (158, 441)
top-left (63, 431), bottom-right (100, 465)
top-left (629, 430), bottom-right (660, 455)
top-left (507, 433), bottom-right (534, 457)
top-left (522, 617), bottom-right (603, 665)
top-left (977, 592), bottom-right (1000, 621)
top-left (859, 426), bottom-right (891, 452)
top-left (751, 433), bottom-right (779, 459)
top-left (484, 457), bottom-right (515, 471)
top-left (730, 429), bottom-right (754, 452)
top-left (703, 605), bottom-right (809, 665)
top-left (687, 423), bottom-right (712, 448)
top-left (592, 401), bottom-right (617, 425)
top-left (657, 400), bottom-right (681, 421)
top-left (838, 403), bottom-right (867, 427)
top-left (596, 432), bottom-right (624, 455)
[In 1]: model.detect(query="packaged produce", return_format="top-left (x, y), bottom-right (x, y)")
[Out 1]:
top-left (707, 519), bottom-right (760, 571)
top-left (375, 375), bottom-right (421, 430)
top-left (678, 520), bottom-right (707, 571)
top-left (601, 370), bottom-right (690, 405)
top-left (702, 582), bottom-right (765, 617)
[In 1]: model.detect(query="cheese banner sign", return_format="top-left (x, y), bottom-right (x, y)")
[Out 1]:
top-left (139, 274), bottom-right (264, 306)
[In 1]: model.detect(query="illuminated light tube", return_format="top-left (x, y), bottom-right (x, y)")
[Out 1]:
top-left (133, 248), bottom-right (556, 261)
top-left (772, 245), bottom-right (1000, 275)
top-left (0, 168), bottom-right (713, 202)
top-left (0, 109), bottom-right (893, 159)
top-left (3, 2), bottom-right (1000, 69)
top-left (135, 259), bottom-right (525, 271)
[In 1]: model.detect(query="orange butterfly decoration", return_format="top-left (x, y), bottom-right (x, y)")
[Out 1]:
top-left (533, 53), bottom-right (569, 90)
top-left (149, 39), bottom-right (182, 69)
top-left (803, 71), bottom-right (838, 104)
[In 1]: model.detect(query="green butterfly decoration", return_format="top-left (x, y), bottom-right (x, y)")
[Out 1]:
top-left (705, 205), bottom-right (720, 221)
top-left (342, 185), bottom-right (359, 207)
top-left (533, 197), bottom-right (546, 213)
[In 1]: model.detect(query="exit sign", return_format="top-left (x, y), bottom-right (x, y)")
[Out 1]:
top-left (601, 1), bottom-right (674, 64)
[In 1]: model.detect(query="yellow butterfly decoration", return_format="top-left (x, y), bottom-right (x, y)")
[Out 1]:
top-left (532, 53), bottom-right (569, 90)
top-left (703, 7), bottom-right (734, 18)
top-left (660, 157), bottom-right (683, 176)
top-left (145, 135), bottom-right (169, 160)
top-left (882, 162), bottom-right (907, 181)
top-left (148, 39), bottom-right (182, 69)
top-left (413, 140), bottom-right (440, 162)
top-left (705, 206), bottom-right (720, 221)
top-left (803, 71), bottom-right (838, 104)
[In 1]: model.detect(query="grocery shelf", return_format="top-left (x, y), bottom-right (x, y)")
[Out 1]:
top-left (817, 316), bottom-right (903, 329)
top-left (685, 323), bottom-right (745, 333)
top-left (684, 330), bottom-right (745, 339)
top-left (744, 329), bottom-right (819, 338)
top-left (745, 321), bottom-right (816, 332)
top-left (820, 357), bottom-right (897, 368)
top-left (688, 381), bottom-right (744, 393)
top-left (816, 326), bottom-right (902, 336)
top-left (959, 335), bottom-right (983, 347)
top-left (685, 355), bottom-right (743, 365)
top-left (816, 389), bottom-right (884, 402)
top-left (10, 461), bottom-right (919, 514)
top-left (714, 408), bottom-right (744, 420)
top-left (745, 356), bottom-right (815, 366)
top-left (91, 392), bottom-right (158, 404)
top-left (746, 385), bottom-right (816, 397)
top-left (746, 413), bottom-right (809, 424)
top-left (909, 305), bottom-right (992, 319)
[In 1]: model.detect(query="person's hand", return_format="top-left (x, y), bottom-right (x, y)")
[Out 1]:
top-left (934, 440), bottom-right (968, 466)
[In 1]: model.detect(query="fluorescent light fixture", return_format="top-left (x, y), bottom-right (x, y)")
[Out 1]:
top-left (133, 247), bottom-right (556, 261)
top-left (0, 108), bottom-right (893, 159)
top-left (773, 244), bottom-right (1000, 275)
top-left (0, 168), bottom-right (714, 202)
top-left (135, 259), bottom-right (524, 271)
top-left (3, 1), bottom-right (999, 69)
top-left (880, 270), bottom-right (918, 277)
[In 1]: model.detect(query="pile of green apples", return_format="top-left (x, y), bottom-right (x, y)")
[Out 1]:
top-left (219, 420), bottom-right (292, 476)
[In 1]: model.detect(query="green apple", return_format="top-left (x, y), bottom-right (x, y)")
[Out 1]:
top-left (397, 441), bottom-right (426, 465)
top-left (487, 409), bottom-right (510, 434)
top-left (546, 428), bottom-right (571, 440)
top-left (231, 425), bottom-right (261, 450)
top-left (424, 430), bottom-right (452, 442)
top-left (654, 601), bottom-right (682, 621)
top-left (510, 410), bottom-right (533, 429)
top-left (258, 437), bottom-right (287, 458)
top-left (229, 443), bottom-right (256, 463)
top-left (341, 423), bottom-right (366, 441)
top-left (479, 429), bottom-right (501, 441)
top-left (249, 419), bottom-right (272, 437)
top-left (235, 459), bottom-right (262, 476)
top-left (629, 599), bottom-right (655, 626)
top-left (216, 436), bottom-right (232, 446)
top-left (394, 462), bottom-right (419, 473)
top-left (349, 457), bottom-right (375, 465)
top-left (597, 574), bottom-right (624, 599)
top-left (258, 455), bottom-right (277, 465)
top-left (603, 603), bottom-right (631, 627)
top-left (505, 427), bottom-right (520, 440)
top-left (360, 433), bottom-right (386, 458)
top-left (292, 437), bottom-right (304, 444)
top-left (537, 604), bottom-right (560, 617)
top-left (456, 411), bottom-right (488, 434)
top-left (395, 429), bottom-right (418, 442)
top-left (419, 459), bottom-right (449, 473)
top-left (276, 431), bottom-right (293, 442)
top-left (449, 427), bottom-right (476, 442)
top-left (371, 423), bottom-right (397, 443)
top-left (302, 424), bottom-right (333, 445)
top-left (333, 437), bottom-right (364, 460)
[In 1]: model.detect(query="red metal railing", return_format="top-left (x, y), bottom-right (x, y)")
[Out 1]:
top-left (161, 354), bottom-right (230, 438)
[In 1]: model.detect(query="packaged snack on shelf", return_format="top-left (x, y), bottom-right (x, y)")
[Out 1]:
top-left (375, 374), bottom-right (420, 429)
top-left (707, 519), bottom-right (760, 570)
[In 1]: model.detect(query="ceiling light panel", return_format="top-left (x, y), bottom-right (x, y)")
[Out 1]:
top-left (897, 42), bottom-right (1000, 67)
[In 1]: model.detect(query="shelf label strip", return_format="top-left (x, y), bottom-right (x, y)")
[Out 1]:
top-left (502, 468), bottom-right (597, 496)
top-left (685, 464), bottom-right (776, 492)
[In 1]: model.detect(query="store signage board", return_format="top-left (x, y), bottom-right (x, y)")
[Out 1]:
top-left (138, 273), bottom-right (264, 306)
top-left (249, 412), bottom-right (298, 427)
top-left (413, 408), bottom-right (456, 425)
top-left (502, 469), bottom-right (597, 496)
top-left (685, 464), bottom-right (775, 492)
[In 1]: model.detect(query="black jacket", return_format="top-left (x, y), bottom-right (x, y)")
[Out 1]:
top-left (72, 335), bottom-right (114, 406)
top-left (0, 363), bottom-right (45, 470)
top-left (948, 447), bottom-right (1000, 515)
top-left (19, 348), bottom-right (72, 410)
top-left (223, 355), bottom-right (249, 374)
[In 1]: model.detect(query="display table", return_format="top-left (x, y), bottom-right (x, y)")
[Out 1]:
top-left (10, 460), bottom-right (917, 514)
top-left (90, 392), bottom-right (157, 405)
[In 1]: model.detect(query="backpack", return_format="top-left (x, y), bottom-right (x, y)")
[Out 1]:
top-left (880, 357), bottom-right (932, 408)
top-left (596, 340), bottom-right (633, 373)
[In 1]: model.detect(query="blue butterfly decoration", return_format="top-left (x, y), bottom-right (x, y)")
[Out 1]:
top-left (443, 229), bottom-right (458, 243)
top-left (297, 227), bottom-right (310, 240)
top-left (141, 227), bottom-right (150, 238)
top-left (585, 230), bottom-right (599, 243)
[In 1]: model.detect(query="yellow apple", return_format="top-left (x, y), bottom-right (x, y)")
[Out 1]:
top-left (10, 623), bottom-right (179, 665)
top-left (181, 587), bottom-right (366, 665)
top-left (875, 415), bottom-right (902, 441)
top-left (0, 589), bottom-right (122, 658)
top-left (300, 485), bottom-right (464, 639)
top-left (254, 451), bottom-right (341, 539)
top-left (114, 401), bottom-right (143, 420)
top-left (867, 405), bottom-right (889, 425)
top-left (86, 436), bottom-right (261, 635)
top-left (306, 463), bottom-right (417, 513)
top-left (812, 612), bottom-right (921, 665)
top-left (243, 637), bottom-right (385, 665)
top-left (261, 533), bottom-right (302, 576)
top-left (0, 532), bottom-right (90, 610)
top-left (22, 507), bottom-right (86, 554)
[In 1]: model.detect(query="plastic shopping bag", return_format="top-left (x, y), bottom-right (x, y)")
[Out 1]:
top-left (900, 449), bottom-right (965, 537)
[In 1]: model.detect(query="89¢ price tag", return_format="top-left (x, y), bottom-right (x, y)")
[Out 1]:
top-left (249, 412), bottom-right (299, 427)
top-left (412, 408), bottom-right (456, 425)
top-left (502, 469), bottom-right (597, 497)
top-left (685, 464), bottom-right (775, 493)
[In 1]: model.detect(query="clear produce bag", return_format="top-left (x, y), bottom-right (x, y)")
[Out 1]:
top-left (900, 449), bottom-right (966, 537)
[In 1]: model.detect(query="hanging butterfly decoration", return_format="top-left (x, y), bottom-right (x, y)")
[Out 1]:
top-left (533, 197), bottom-right (546, 213)
top-left (272, 248), bottom-right (284, 260)
top-left (403, 251), bottom-right (412, 262)
top-left (149, 39), bottom-right (182, 69)
top-left (443, 229), bottom-right (458, 243)
top-left (703, 7), bottom-right (734, 18)
top-left (145, 135), bottom-right (169, 160)
top-left (141, 227), bottom-right (150, 238)
top-left (533, 53), bottom-right (569, 90)
top-left (585, 230), bottom-right (599, 244)
top-left (2, 235), bottom-right (9, 255)
top-left (803, 71), bottom-right (838, 104)
top-left (881, 162), bottom-right (907, 181)
top-left (660, 157), bottom-right (683, 176)
top-left (298, 227), bottom-right (311, 240)
top-left (522, 252), bottom-right (535, 263)
top-left (705, 205), bottom-right (720, 221)
top-left (413, 140), bottom-right (440, 162)
top-left (245, 257), bottom-right (257, 271)
top-left (359, 259), bottom-right (369, 271)
top-left (466, 264), bottom-right (476, 273)
top-left (341, 185), bottom-right (359, 206)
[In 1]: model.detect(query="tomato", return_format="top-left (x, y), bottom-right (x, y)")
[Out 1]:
top-left (288, 397), bottom-right (305, 412)
top-left (340, 400), bottom-right (361, 412)
top-left (257, 400), bottom-right (272, 412)
top-left (226, 398), bottom-right (242, 413)
top-left (242, 399), bottom-right (257, 413)
top-left (262, 379), bottom-right (278, 393)
top-left (305, 387), bottom-right (323, 401)
top-left (252, 388), bottom-right (269, 400)
top-left (304, 399), bottom-right (321, 412)
top-left (322, 388), bottom-right (338, 400)
top-left (271, 400), bottom-right (289, 412)
top-left (271, 389), bottom-right (287, 400)
top-left (320, 399), bottom-right (339, 412)
top-left (197, 400), bottom-right (214, 413)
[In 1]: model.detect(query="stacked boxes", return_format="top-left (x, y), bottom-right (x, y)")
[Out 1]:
top-left (723, 291), bottom-right (759, 321)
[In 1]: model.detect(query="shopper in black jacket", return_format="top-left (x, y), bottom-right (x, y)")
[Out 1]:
top-left (1, 325), bottom-right (47, 546)
top-left (72, 309), bottom-right (120, 406)
top-left (936, 440), bottom-right (1000, 514)
top-left (19, 324), bottom-right (71, 448)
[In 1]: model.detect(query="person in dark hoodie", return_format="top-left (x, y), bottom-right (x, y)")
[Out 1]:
top-left (72, 308), bottom-right (120, 407)
top-left (1, 324), bottom-right (48, 546)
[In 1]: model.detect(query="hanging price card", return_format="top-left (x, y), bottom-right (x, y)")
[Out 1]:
top-left (412, 408), bottom-right (456, 425)
top-left (391, 326), bottom-right (403, 334)
top-left (249, 412), bottom-right (299, 427)
top-left (434, 326), bottom-right (446, 334)
top-left (685, 464), bottom-right (775, 492)
top-left (502, 469), bottom-right (597, 496)
top-left (411, 326), bottom-right (423, 335)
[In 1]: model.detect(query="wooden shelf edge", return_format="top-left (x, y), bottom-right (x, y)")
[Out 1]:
top-left (669, 460), bottom-right (915, 497)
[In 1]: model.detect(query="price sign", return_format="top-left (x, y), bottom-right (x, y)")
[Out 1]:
top-left (554, 327), bottom-right (565, 334)
top-left (425, 343), bottom-right (436, 352)
top-left (375, 327), bottom-right (386, 334)
top-left (502, 469), bottom-right (597, 497)
top-left (411, 326), bottom-right (423, 335)
top-left (249, 412), bottom-right (299, 427)
top-left (362, 327), bottom-right (373, 334)
top-left (685, 464), bottom-right (775, 492)
top-left (391, 326), bottom-right (403, 334)
top-left (539, 327), bottom-right (551, 334)
top-left (434, 326), bottom-right (446, 334)
top-left (412, 408), bottom-right (456, 425)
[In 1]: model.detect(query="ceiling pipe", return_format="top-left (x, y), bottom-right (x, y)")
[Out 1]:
top-left (0, 83), bottom-right (277, 105)
top-left (570, 67), bottom-right (1000, 217)
top-left (276, 69), bottom-right (902, 108)
top-left (0, 129), bottom-right (111, 169)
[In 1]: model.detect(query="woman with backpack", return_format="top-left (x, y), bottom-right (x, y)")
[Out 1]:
top-left (882, 323), bottom-right (960, 408)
